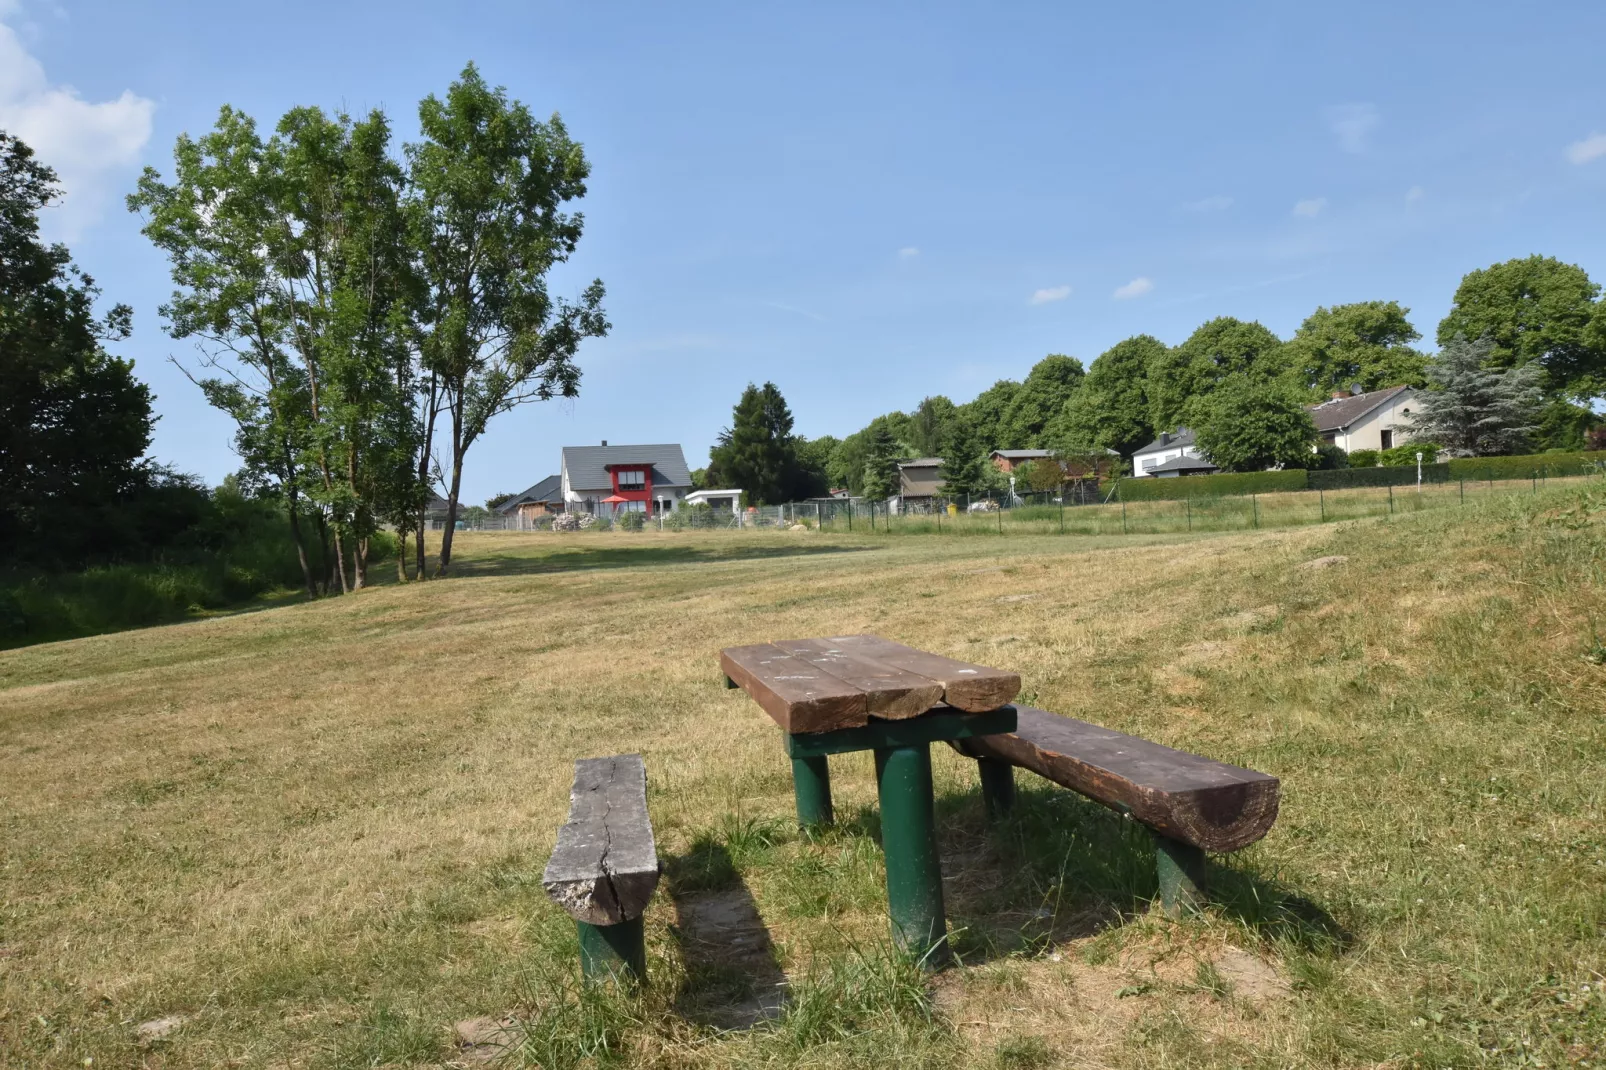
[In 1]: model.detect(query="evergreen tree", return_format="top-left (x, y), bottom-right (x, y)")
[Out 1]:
top-left (1407, 335), bottom-right (1546, 456)
top-left (709, 381), bottom-right (799, 504)
top-left (937, 418), bottom-right (991, 499)
top-left (860, 422), bottom-right (902, 500)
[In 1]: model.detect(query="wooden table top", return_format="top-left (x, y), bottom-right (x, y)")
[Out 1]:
top-left (720, 634), bottom-right (1021, 734)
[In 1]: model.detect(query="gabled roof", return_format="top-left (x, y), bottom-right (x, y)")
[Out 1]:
top-left (1307, 385), bottom-right (1412, 433)
top-left (1133, 428), bottom-right (1197, 455)
top-left (1148, 453), bottom-right (1219, 474)
top-left (897, 457), bottom-right (944, 468)
top-left (990, 449), bottom-right (1054, 459)
top-left (495, 474), bottom-right (562, 514)
top-left (562, 443), bottom-right (693, 490)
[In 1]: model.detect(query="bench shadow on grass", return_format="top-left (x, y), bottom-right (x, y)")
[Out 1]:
top-left (443, 541), bottom-right (872, 580)
top-left (931, 775), bottom-right (1352, 964)
top-left (662, 838), bottom-right (790, 1030)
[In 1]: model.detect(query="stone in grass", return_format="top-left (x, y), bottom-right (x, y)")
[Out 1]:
top-left (136, 1016), bottom-right (184, 1044)
top-left (1299, 555), bottom-right (1349, 570)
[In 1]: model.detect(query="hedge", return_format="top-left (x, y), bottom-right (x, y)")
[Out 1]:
top-left (1115, 469), bottom-right (1308, 500)
top-left (1446, 451), bottom-right (1606, 482)
top-left (1307, 463), bottom-right (1451, 490)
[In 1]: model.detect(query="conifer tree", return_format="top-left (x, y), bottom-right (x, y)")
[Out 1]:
top-left (1407, 335), bottom-right (1545, 456)
top-left (709, 381), bottom-right (799, 504)
top-left (860, 423), bottom-right (902, 500)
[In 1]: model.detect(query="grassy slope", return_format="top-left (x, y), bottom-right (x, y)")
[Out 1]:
top-left (0, 489), bottom-right (1603, 1068)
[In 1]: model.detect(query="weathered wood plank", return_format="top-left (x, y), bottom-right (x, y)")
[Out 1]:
top-left (771, 638), bottom-right (945, 720)
top-left (953, 706), bottom-right (1279, 852)
top-left (720, 643), bottom-right (868, 733)
top-left (825, 634), bottom-right (1021, 713)
top-left (543, 754), bottom-right (662, 925)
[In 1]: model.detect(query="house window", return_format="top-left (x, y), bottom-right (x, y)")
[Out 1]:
top-left (1141, 457), bottom-right (1158, 470)
top-left (617, 469), bottom-right (645, 488)
top-left (1380, 429), bottom-right (1394, 449)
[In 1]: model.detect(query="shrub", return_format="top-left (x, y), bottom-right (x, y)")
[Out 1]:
top-left (617, 511), bottom-right (646, 532)
top-left (1347, 449), bottom-right (1380, 468)
top-left (1115, 469), bottom-right (1308, 501)
top-left (1381, 442), bottom-right (1439, 466)
top-left (1446, 451), bottom-right (1606, 482)
top-left (1310, 442), bottom-right (1349, 470)
top-left (1307, 463), bottom-right (1451, 490)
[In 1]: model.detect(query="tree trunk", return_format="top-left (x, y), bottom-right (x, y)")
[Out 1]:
top-left (436, 439), bottom-right (466, 577)
top-left (286, 493), bottom-right (317, 598)
top-left (331, 529), bottom-right (349, 594)
top-left (354, 537), bottom-right (369, 590)
top-left (415, 374), bottom-right (440, 582)
top-left (396, 532), bottom-right (411, 582)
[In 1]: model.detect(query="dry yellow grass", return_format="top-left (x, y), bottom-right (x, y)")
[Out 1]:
top-left (1, 490), bottom-right (1604, 1069)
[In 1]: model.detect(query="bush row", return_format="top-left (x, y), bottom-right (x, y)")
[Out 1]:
top-left (1307, 464), bottom-right (1451, 490)
top-left (1114, 469), bottom-right (1307, 500)
top-left (1446, 451), bottom-right (1606, 481)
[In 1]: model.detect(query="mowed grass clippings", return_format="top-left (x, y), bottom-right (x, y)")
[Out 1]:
top-left (0, 490), bottom-right (1602, 1069)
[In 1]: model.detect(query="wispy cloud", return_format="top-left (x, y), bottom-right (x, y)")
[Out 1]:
top-left (898, 246), bottom-right (920, 259)
top-left (1183, 195), bottom-right (1233, 213)
top-left (0, 8), bottom-right (154, 238)
top-left (763, 300), bottom-right (824, 322)
top-left (1328, 103), bottom-right (1379, 153)
top-left (1565, 132), bottom-right (1606, 165)
top-left (1292, 197), bottom-right (1328, 218)
top-left (1112, 277), bottom-right (1153, 300)
top-left (1029, 285), bottom-right (1071, 305)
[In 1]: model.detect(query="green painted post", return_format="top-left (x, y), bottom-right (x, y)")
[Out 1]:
top-left (1154, 833), bottom-right (1206, 918)
top-left (723, 675), bottom-right (737, 689)
top-left (791, 754), bottom-right (833, 827)
top-left (976, 757), bottom-right (1015, 820)
top-left (874, 744), bottom-right (949, 965)
top-left (1460, 479), bottom-right (1464, 504)
top-left (1059, 497), bottom-right (1064, 534)
top-left (1388, 484), bottom-right (1394, 514)
top-left (998, 504), bottom-right (1003, 534)
top-left (1251, 493), bottom-right (1259, 528)
top-left (577, 916), bottom-right (646, 985)
top-left (1186, 496), bottom-right (1192, 531)
top-left (1121, 498), bottom-right (1128, 534)
top-left (1319, 488), bottom-right (1325, 522)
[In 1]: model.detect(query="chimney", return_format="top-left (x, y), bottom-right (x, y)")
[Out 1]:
top-left (1331, 391), bottom-right (1348, 400)
top-left (1160, 431), bottom-right (1171, 445)
top-left (601, 439), bottom-right (608, 447)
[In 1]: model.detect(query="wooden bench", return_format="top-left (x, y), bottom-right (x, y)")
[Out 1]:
top-left (953, 706), bottom-right (1279, 916)
top-left (543, 754), bottom-right (661, 982)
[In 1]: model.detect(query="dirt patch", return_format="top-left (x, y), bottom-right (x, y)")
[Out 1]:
top-left (1213, 947), bottom-right (1291, 1003)
top-left (136, 1016), bottom-right (184, 1044)
top-left (453, 1016), bottom-right (518, 1065)
top-left (996, 594), bottom-right (1037, 604)
top-left (1299, 554), bottom-right (1349, 570)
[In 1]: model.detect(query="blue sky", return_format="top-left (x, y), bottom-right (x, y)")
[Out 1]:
top-left (5, 0), bottom-right (1605, 502)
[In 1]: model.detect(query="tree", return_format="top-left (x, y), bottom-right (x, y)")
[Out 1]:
top-left (1437, 256), bottom-right (1604, 401)
top-left (1017, 456), bottom-right (1068, 493)
top-left (1150, 318), bottom-right (1286, 431)
top-left (2, 131), bottom-right (152, 567)
top-left (709, 382), bottom-right (799, 505)
top-left (1285, 301), bottom-right (1428, 397)
top-left (792, 434), bottom-right (838, 499)
top-left (1406, 335), bottom-right (1546, 456)
top-left (999, 354), bottom-right (1084, 448)
top-left (1187, 375), bottom-right (1317, 472)
top-left (409, 64), bottom-right (609, 576)
top-left (1054, 335), bottom-right (1163, 456)
top-left (906, 395), bottom-right (957, 458)
top-left (959, 379), bottom-right (1020, 452)
top-left (860, 423), bottom-right (902, 500)
top-left (938, 417), bottom-right (990, 499)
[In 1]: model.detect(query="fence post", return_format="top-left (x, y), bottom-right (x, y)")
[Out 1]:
top-left (1532, 472), bottom-right (1537, 495)
top-left (1059, 496), bottom-right (1064, 534)
top-left (1252, 494), bottom-right (1259, 529)
top-left (998, 504), bottom-right (1003, 535)
top-left (847, 502), bottom-right (852, 531)
top-left (1388, 484), bottom-right (1394, 514)
top-left (1121, 498), bottom-right (1128, 535)
top-left (1186, 497), bottom-right (1192, 531)
top-left (1459, 480), bottom-right (1464, 504)
top-left (1319, 488), bottom-right (1325, 523)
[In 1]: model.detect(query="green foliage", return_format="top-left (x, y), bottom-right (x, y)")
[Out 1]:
top-left (1055, 335), bottom-right (1163, 457)
top-left (1116, 469), bottom-right (1308, 500)
top-left (1409, 335), bottom-right (1547, 456)
top-left (905, 396), bottom-right (957, 458)
top-left (791, 434), bottom-right (837, 499)
top-left (1149, 317), bottom-right (1286, 430)
top-left (999, 354), bottom-right (1085, 448)
top-left (959, 378), bottom-right (1021, 452)
top-left (616, 511), bottom-right (646, 532)
top-left (1307, 463), bottom-right (1451, 489)
top-left (1437, 255), bottom-right (1604, 400)
top-left (937, 417), bottom-right (990, 498)
top-left (1380, 442), bottom-right (1439, 466)
top-left (1446, 451), bottom-right (1606, 482)
top-left (1532, 399), bottom-right (1601, 451)
top-left (1186, 374), bottom-right (1317, 472)
top-left (1286, 300), bottom-right (1429, 396)
top-left (1347, 448), bottom-right (1380, 468)
top-left (1311, 442), bottom-right (1350, 470)
top-left (709, 381), bottom-right (801, 505)
top-left (860, 423), bottom-right (902, 500)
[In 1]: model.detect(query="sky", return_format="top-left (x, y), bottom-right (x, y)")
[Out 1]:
top-left (5, 0), bottom-right (1605, 503)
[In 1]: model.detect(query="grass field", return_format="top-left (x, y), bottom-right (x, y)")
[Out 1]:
top-left (2, 484), bottom-right (1604, 1068)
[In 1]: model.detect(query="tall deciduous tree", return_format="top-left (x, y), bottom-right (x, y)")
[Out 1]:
top-left (1054, 335), bottom-right (1163, 456)
top-left (409, 64), bottom-right (608, 575)
top-left (1000, 354), bottom-right (1084, 448)
top-left (1437, 256), bottom-right (1604, 401)
top-left (959, 379), bottom-right (1020, 452)
top-left (1187, 375), bottom-right (1316, 472)
top-left (906, 395), bottom-right (957, 458)
top-left (1150, 317), bottom-right (1286, 431)
top-left (1406, 335), bottom-right (1546, 456)
top-left (709, 382), bottom-right (799, 505)
top-left (1285, 301), bottom-right (1428, 396)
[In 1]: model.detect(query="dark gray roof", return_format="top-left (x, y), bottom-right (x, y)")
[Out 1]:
top-left (1307, 385), bottom-right (1411, 433)
top-left (562, 443), bottom-right (692, 490)
top-left (990, 449), bottom-right (1054, 459)
top-left (1133, 428), bottom-right (1197, 455)
top-left (897, 457), bottom-right (944, 468)
top-left (496, 474), bottom-right (561, 514)
top-left (1147, 453), bottom-right (1219, 474)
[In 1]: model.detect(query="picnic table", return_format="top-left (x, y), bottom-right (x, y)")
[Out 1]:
top-left (720, 635), bottom-right (1021, 963)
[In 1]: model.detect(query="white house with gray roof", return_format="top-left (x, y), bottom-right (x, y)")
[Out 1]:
top-left (560, 441), bottom-right (694, 515)
top-left (1307, 385), bottom-right (1420, 454)
top-left (1131, 429), bottom-right (1206, 477)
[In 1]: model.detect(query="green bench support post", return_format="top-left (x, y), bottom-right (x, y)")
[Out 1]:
top-left (576, 917), bottom-right (646, 985)
top-left (976, 756), bottom-right (1015, 820)
top-left (875, 743), bottom-right (950, 966)
top-left (791, 754), bottom-right (834, 827)
top-left (1154, 832), bottom-right (1207, 918)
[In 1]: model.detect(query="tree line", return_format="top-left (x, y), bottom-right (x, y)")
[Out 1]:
top-left (707, 259), bottom-right (1606, 504)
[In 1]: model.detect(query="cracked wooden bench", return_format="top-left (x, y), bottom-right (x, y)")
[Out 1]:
top-left (952, 707), bottom-right (1280, 916)
top-left (543, 753), bottom-right (661, 983)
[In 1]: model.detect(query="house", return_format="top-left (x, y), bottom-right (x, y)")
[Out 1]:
top-left (683, 488), bottom-right (742, 511)
top-left (495, 475), bottom-right (562, 521)
top-left (1131, 429), bottom-right (1204, 477)
top-left (990, 449), bottom-right (1054, 473)
top-left (1148, 454), bottom-right (1221, 478)
top-left (1307, 385), bottom-right (1419, 453)
top-left (560, 441), bottom-right (694, 516)
top-left (896, 458), bottom-right (944, 503)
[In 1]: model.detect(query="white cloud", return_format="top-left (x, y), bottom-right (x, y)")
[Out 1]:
top-left (0, 10), bottom-right (154, 238)
top-left (1565, 132), bottom-right (1606, 165)
top-left (1406, 185), bottom-right (1425, 202)
top-left (1292, 197), bottom-right (1328, 218)
top-left (1183, 195), bottom-right (1233, 213)
top-left (1328, 103), bottom-right (1379, 153)
top-left (898, 246), bottom-right (919, 259)
top-left (1112, 276), bottom-right (1153, 300)
top-left (1029, 285), bottom-right (1071, 305)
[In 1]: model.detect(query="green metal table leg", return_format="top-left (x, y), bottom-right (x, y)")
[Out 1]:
top-left (576, 916), bottom-right (646, 985)
top-left (976, 757), bottom-right (1015, 820)
top-left (1154, 833), bottom-right (1206, 918)
top-left (791, 754), bottom-right (834, 828)
top-left (874, 744), bottom-right (950, 966)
